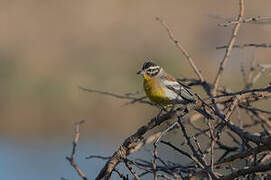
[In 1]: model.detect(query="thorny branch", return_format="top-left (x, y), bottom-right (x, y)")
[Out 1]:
top-left (65, 0), bottom-right (271, 179)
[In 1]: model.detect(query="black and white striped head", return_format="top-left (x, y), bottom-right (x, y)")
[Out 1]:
top-left (137, 61), bottom-right (161, 77)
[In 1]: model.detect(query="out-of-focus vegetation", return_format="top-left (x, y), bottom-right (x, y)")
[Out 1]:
top-left (0, 0), bottom-right (271, 139)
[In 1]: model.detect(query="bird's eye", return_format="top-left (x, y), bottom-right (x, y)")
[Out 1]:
top-left (146, 68), bottom-right (159, 75)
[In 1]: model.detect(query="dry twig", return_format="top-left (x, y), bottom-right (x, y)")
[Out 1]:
top-left (66, 120), bottom-right (88, 180)
top-left (216, 43), bottom-right (271, 49)
top-left (156, 17), bottom-right (205, 82)
top-left (212, 0), bottom-right (245, 96)
top-left (218, 16), bottom-right (271, 27)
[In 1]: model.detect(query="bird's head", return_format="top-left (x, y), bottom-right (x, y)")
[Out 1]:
top-left (137, 61), bottom-right (162, 79)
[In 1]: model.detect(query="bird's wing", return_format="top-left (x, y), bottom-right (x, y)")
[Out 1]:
top-left (163, 80), bottom-right (195, 102)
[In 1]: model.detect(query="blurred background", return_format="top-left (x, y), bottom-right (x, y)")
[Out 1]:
top-left (0, 0), bottom-right (270, 179)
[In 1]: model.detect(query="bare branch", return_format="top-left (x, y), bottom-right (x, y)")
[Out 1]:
top-left (221, 163), bottom-right (271, 180)
top-left (156, 17), bottom-right (205, 82)
top-left (161, 140), bottom-right (197, 163)
top-left (216, 143), bottom-right (271, 166)
top-left (217, 43), bottom-right (271, 49)
top-left (218, 16), bottom-right (271, 27)
top-left (212, 0), bottom-right (245, 96)
top-left (66, 120), bottom-right (88, 180)
top-left (79, 86), bottom-right (154, 106)
top-left (95, 85), bottom-right (271, 179)
top-left (123, 159), bottom-right (140, 180)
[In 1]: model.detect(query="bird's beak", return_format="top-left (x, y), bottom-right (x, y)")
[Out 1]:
top-left (137, 70), bottom-right (144, 75)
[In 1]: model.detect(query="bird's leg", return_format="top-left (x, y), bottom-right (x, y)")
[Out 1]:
top-left (156, 107), bottom-right (163, 120)
top-left (155, 105), bottom-right (167, 120)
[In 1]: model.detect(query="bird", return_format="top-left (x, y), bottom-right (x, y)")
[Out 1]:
top-left (137, 61), bottom-right (195, 108)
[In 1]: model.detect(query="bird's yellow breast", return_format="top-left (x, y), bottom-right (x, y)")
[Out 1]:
top-left (143, 75), bottom-right (170, 106)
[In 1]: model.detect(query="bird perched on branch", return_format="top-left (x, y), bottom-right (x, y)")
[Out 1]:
top-left (137, 61), bottom-right (195, 107)
top-left (137, 61), bottom-right (212, 119)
